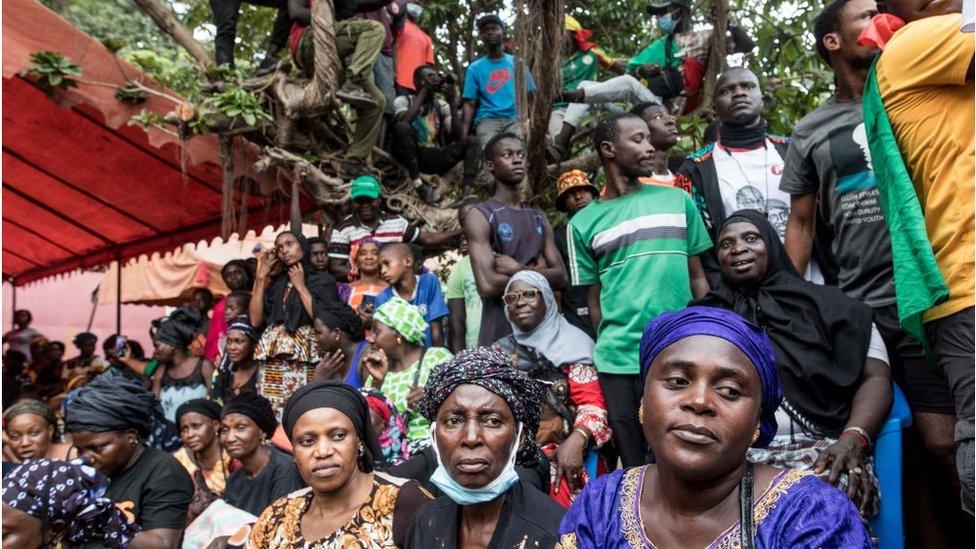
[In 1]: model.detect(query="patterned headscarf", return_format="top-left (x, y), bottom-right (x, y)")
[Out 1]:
top-left (373, 297), bottom-right (428, 345)
top-left (363, 389), bottom-right (411, 466)
top-left (226, 315), bottom-right (259, 342)
top-left (418, 347), bottom-right (547, 466)
top-left (638, 306), bottom-right (783, 448)
top-left (1, 458), bottom-right (140, 547)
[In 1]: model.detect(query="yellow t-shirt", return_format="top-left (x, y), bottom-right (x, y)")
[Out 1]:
top-left (878, 13), bottom-right (975, 321)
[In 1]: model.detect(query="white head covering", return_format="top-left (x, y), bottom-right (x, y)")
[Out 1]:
top-left (503, 270), bottom-right (595, 367)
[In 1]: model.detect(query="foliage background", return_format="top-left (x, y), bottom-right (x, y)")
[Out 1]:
top-left (41, 0), bottom-right (834, 152)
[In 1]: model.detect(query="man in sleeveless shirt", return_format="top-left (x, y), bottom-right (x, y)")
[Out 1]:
top-left (462, 133), bottom-right (568, 345)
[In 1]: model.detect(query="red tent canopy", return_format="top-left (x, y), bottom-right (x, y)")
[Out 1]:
top-left (2, 0), bottom-right (292, 285)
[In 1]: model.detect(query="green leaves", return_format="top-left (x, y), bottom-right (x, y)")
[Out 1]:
top-left (26, 51), bottom-right (82, 96)
top-left (128, 108), bottom-right (164, 128)
top-left (205, 86), bottom-right (273, 128)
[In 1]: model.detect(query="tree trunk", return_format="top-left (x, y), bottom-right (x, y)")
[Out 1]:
top-left (689, 0), bottom-right (729, 117)
top-left (514, 0), bottom-right (564, 197)
top-left (131, 0), bottom-right (212, 69)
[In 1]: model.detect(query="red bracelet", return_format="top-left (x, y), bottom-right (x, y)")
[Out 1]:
top-left (840, 429), bottom-right (870, 451)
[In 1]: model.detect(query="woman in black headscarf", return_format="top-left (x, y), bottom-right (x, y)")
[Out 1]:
top-left (151, 305), bottom-right (212, 423)
top-left (211, 315), bottom-right (260, 404)
top-left (64, 375), bottom-right (194, 547)
top-left (694, 209), bottom-right (892, 516)
top-left (219, 392), bottom-right (304, 516)
top-left (250, 230), bottom-right (340, 419)
top-left (247, 381), bottom-right (431, 548)
top-left (404, 347), bottom-right (565, 549)
top-left (172, 399), bottom-right (237, 522)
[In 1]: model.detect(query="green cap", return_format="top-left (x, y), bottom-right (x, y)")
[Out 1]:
top-left (350, 174), bottom-right (382, 200)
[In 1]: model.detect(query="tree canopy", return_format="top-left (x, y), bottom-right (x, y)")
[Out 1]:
top-left (35, 0), bottom-right (834, 230)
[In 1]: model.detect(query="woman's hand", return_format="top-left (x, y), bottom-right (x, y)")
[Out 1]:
top-left (814, 435), bottom-right (872, 510)
top-left (362, 348), bottom-right (390, 387)
top-left (256, 249), bottom-right (279, 280)
top-left (315, 349), bottom-right (346, 380)
top-left (288, 262), bottom-right (306, 289)
top-left (554, 430), bottom-right (588, 493)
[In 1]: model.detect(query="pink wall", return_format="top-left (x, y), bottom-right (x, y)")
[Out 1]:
top-left (2, 271), bottom-right (166, 356)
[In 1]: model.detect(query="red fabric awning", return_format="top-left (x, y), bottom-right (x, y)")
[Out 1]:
top-left (2, 0), bottom-right (292, 285)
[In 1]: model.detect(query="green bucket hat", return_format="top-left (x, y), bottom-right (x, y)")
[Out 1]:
top-left (373, 297), bottom-right (428, 345)
top-left (350, 174), bottom-right (382, 200)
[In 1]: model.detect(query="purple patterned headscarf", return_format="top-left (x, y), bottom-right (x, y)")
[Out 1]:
top-left (638, 306), bottom-right (783, 448)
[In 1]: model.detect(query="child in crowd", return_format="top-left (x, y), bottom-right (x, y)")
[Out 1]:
top-left (375, 243), bottom-right (448, 347)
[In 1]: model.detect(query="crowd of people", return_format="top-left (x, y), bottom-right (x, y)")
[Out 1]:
top-left (2, 0), bottom-right (974, 547)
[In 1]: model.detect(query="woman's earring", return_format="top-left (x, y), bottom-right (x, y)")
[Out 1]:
top-left (396, 336), bottom-right (404, 345)
top-left (638, 403), bottom-right (645, 424)
top-left (751, 426), bottom-right (761, 445)
top-left (358, 444), bottom-right (365, 457)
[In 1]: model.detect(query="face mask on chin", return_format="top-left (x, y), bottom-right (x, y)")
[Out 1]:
top-left (428, 422), bottom-right (523, 505)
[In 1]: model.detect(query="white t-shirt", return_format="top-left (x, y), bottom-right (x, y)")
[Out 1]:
top-left (713, 139), bottom-right (823, 283)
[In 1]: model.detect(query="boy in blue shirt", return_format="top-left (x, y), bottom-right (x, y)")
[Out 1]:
top-left (375, 243), bottom-right (449, 347)
top-left (460, 14), bottom-right (536, 147)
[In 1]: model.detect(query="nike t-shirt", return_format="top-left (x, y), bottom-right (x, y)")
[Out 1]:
top-left (462, 53), bottom-right (536, 125)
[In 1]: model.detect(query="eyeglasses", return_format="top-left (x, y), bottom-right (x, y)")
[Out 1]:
top-left (502, 289), bottom-right (542, 306)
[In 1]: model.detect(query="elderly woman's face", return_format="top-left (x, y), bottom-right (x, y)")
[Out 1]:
top-left (1, 503), bottom-right (44, 549)
top-left (504, 281), bottom-right (546, 332)
top-left (292, 408), bottom-right (362, 493)
top-left (357, 242), bottom-right (381, 274)
top-left (717, 221), bottom-right (769, 286)
top-left (179, 411), bottom-right (219, 454)
top-left (641, 335), bottom-right (762, 481)
top-left (434, 384), bottom-right (519, 489)
top-left (70, 430), bottom-right (138, 478)
top-left (219, 413), bottom-right (263, 460)
top-left (4, 413), bottom-right (53, 461)
top-left (225, 330), bottom-right (255, 364)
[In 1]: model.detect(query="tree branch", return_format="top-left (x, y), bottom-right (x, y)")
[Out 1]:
top-left (688, 0), bottom-right (729, 118)
top-left (131, 0), bottom-right (212, 69)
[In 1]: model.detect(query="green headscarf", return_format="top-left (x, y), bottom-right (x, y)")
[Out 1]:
top-left (373, 298), bottom-right (428, 345)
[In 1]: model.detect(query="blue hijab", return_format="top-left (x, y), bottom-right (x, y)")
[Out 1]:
top-left (638, 306), bottom-right (782, 448)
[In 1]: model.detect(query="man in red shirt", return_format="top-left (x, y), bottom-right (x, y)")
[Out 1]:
top-left (394, 2), bottom-right (435, 95)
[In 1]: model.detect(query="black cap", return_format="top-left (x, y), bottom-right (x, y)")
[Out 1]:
top-left (476, 14), bottom-right (506, 31)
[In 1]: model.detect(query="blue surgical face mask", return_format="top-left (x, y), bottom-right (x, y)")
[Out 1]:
top-left (406, 2), bottom-right (423, 19)
top-left (428, 421), bottom-right (523, 505)
top-left (658, 12), bottom-right (678, 34)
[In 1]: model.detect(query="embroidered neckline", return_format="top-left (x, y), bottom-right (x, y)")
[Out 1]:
top-left (618, 465), bottom-right (809, 548)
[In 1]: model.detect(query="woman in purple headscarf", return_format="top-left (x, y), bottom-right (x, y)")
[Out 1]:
top-left (558, 306), bottom-right (873, 549)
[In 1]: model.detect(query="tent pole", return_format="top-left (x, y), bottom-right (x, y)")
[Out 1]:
top-left (115, 254), bottom-right (122, 335)
top-left (10, 278), bottom-right (16, 318)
